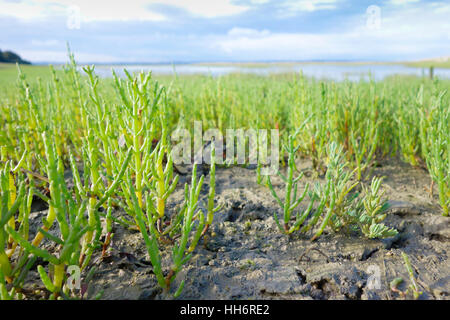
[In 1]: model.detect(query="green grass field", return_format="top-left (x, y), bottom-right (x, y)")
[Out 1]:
top-left (0, 57), bottom-right (448, 299)
top-left (404, 59), bottom-right (450, 69)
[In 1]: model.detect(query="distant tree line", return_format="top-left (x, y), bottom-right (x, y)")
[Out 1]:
top-left (0, 49), bottom-right (31, 64)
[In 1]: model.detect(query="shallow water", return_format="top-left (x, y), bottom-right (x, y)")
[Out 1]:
top-left (92, 63), bottom-right (450, 81)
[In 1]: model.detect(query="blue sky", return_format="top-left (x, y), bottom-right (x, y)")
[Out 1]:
top-left (1, 0), bottom-right (449, 63)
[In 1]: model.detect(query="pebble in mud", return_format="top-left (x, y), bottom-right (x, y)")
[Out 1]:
top-left (386, 200), bottom-right (421, 216)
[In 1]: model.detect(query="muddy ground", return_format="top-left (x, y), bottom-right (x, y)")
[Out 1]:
top-left (23, 156), bottom-right (449, 300)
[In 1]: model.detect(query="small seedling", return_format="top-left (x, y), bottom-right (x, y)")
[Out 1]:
top-left (358, 177), bottom-right (398, 239)
top-left (201, 143), bottom-right (223, 237)
top-left (401, 252), bottom-right (423, 299)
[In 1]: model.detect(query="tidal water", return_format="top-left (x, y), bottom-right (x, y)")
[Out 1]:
top-left (92, 63), bottom-right (450, 81)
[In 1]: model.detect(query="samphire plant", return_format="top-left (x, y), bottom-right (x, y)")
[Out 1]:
top-left (401, 252), bottom-right (423, 299)
top-left (310, 142), bottom-right (360, 240)
top-left (2, 51), bottom-right (448, 300)
top-left (200, 143), bottom-right (223, 237)
top-left (267, 125), bottom-right (315, 234)
top-left (2, 132), bottom-right (132, 299)
top-left (391, 252), bottom-right (423, 299)
top-left (5, 133), bottom-right (90, 299)
top-left (311, 142), bottom-right (397, 240)
top-left (0, 160), bottom-right (27, 285)
top-left (420, 93), bottom-right (449, 216)
top-left (148, 129), bottom-right (180, 227)
top-left (126, 164), bottom-right (208, 296)
top-left (122, 142), bottom-right (222, 297)
top-left (267, 139), bottom-right (397, 240)
top-left (357, 177), bottom-right (398, 239)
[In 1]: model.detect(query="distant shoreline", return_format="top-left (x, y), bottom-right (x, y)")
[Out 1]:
top-left (3, 59), bottom-right (450, 73)
top-left (21, 60), bottom-right (449, 69)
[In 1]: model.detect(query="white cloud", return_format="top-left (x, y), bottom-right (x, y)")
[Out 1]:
top-left (388, 0), bottom-right (420, 5)
top-left (17, 49), bottom-right (121, 63)
top-left (70, 0), bottom-right (167, 22)
top-left (158, 0), bottom-right (249, 18)
top-left (228, 27), bottom-right (270, 37)
top-left (249, 0), bottom-right (270, 4)
top-left (281, 0), bottom-right (339, 13)
top-left (2, 0), bottom-right (449, 62)
top-left (216, 31), bottom-right (432, 60)
top-left (0, 0), bottom-right (250, 21)
top-left (218, 32), bottom-right (346, 58)
top-left (431, 2), bottom-right (450, 13)
top-left (217, 3), bottom-right (450, 60)
top-left (0, 0), bottom-right (50, 20)
top-left (0, 0), bottom-right (166, 21)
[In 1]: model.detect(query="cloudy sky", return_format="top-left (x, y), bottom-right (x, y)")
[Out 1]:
top-left (1, 0), bottom-right (449, 63)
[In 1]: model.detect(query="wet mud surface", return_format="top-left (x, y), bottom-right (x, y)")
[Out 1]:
top-left (23, 158), bottom-right (449, 300)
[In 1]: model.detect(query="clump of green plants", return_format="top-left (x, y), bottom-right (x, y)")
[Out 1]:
top-left (1, 132), bottom-right (131, 299)
top-left (148, 131), bottom-right (179, 225)
top-left (296, 102), bottom-right (328, 173)
top-left (1, 52), bottom-right (449, 300)
top-left (267, 140), bottom-right (397, 240)
top-left (121, 140), bottom-right (221, 296)
top-left (267, 126), bottom-right (315, 234)
top-left (420, 92), bottom-right (449, 216)
top-left (328, 85), bottom-right (382, 180)
top-left (4, 133), bottom-right (89, 298)
top-left (310, 142), bottom-right (360, 240)
top-left (0, 160), bottom-right (27, 286)
top-left (348, 118), bottom-right (380, 181)
top-left (127, 163), bottom-right (210, 296)
top-left (357, 177), bottom-right (398, 239)
top-left (311, 143), bottom-right (397, 240)
top-left (112, 69), bottom-right (163, 210)
top-left (71, 146), bottom-right (133, 269)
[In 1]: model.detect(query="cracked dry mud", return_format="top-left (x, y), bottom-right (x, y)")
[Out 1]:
top-left (24, 157), bottom-right (449, 300)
